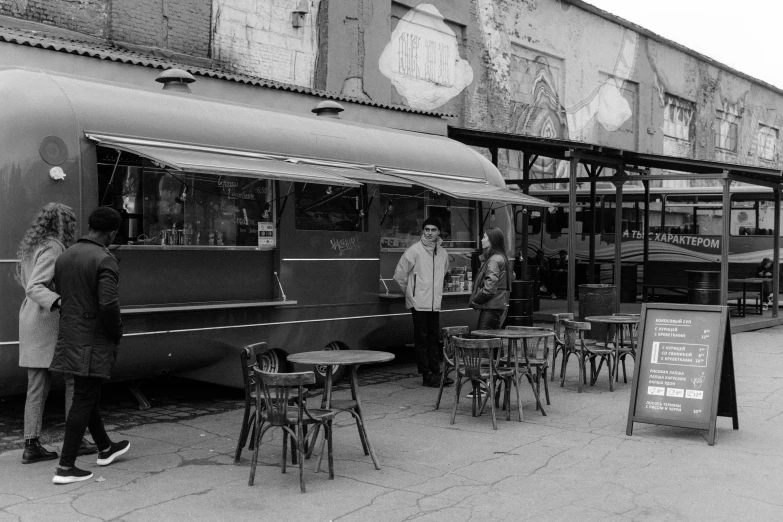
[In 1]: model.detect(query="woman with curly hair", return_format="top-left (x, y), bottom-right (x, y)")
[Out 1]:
top-left (17, 203), bottom-right (96, 463)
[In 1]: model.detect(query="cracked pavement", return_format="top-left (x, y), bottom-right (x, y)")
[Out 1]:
top-left (2, 326), bottom-right (783, 521)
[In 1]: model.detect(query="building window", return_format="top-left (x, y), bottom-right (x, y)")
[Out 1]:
top-left (715, 111), bottom-right (739, 152)
top-left (663, 94), bottom-right (695, 158)
top-left (757, 124), bottom-right (778, 161)
top-left (97, 147), bottom-right (274, 247)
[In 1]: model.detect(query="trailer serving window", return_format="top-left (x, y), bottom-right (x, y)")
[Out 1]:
top-left (378, 185), bottom-right (476, 250)
top-left (294, 183), bottom-right (367, 232)
top-left (97, 147), bottom-right (275, 248)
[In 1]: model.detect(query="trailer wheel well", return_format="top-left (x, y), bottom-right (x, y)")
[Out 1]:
top-left (313, 341), bottom-right (348, 386)
top-left (260, 348), bottom-right (288, 374)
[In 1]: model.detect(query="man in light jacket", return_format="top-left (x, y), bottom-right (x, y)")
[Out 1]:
top-left (50, 207), bottom-right (130, 484)
top-left (393, 217), bottom-right (453, 387)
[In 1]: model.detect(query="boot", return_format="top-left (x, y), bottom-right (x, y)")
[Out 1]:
top-left (77, 438), bottom-right (98, 456)
top-left (22, 438), bottom-right (58, 464)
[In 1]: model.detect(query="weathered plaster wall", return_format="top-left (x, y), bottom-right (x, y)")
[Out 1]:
top-left (4, 0), bottom-right (783, 184)
top-left (463, 0), bottom-right (783, 185)
top-left (211, 0), bottom-right (321, 87)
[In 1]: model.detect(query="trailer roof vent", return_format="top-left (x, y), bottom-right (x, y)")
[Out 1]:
top-left (312, 100), bottom-right (344, 118)
top-left (155, 68), bottom-right (196, 94)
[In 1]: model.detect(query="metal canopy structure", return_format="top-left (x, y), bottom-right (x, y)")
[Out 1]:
top-left (449, 126), bottom-right (783, 327)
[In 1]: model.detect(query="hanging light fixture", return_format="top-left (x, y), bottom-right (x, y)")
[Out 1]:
top-left (326, 186), bottom-right (333, 195)
top-left (175, 183), bottom-right (188, 204)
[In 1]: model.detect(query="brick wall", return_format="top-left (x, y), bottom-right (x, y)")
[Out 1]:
top-left (110, 0), bottom-right (211, 56)
top-left (0, 0), bottom-right (109, 38)
top-left (0, 0), bottom-right (211, 57)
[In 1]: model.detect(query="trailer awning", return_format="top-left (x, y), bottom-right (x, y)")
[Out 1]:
top-left (377, 168), bottom-right (550, 206)
top-left (86, 134), bottom-right (360, 187)
top-left (284, 158), bottom-right (412, 187)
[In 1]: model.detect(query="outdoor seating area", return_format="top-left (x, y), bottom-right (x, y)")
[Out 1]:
top-left (235, 315), bottom-right (643, 492)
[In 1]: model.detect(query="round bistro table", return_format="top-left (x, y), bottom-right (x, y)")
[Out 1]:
top-left (287, 350), bottom-right (394, 470)
top-left (472, 328), bottom-right (555, 416)
top-left (583, 315), bottom-right (639, 387)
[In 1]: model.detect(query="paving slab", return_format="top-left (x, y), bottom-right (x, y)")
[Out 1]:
top-left (2, 326), bottom-right (783, 520)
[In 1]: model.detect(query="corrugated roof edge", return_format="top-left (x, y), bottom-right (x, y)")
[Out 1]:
top-left (0, 22), bottom-right (456, 118)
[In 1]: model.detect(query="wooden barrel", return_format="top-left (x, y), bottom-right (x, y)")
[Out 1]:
top-left (505, 279), bottom-right (533, 327)
top-left (686, 270), bottom-right (721, 305)
top-left (578, 284), bottom-right (615, 340)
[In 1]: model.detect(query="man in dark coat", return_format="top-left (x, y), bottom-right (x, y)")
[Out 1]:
top-left (50, 207), bottom-right (130, 484)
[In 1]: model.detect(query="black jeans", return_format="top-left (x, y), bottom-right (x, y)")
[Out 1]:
top-left (476, 309), bottom-right (505, 331)
top-left (411, 309), bottom-right (441, 376)
top-left (59, 376), bottom-right (112, 468)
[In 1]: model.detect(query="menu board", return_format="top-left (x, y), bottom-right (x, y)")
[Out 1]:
top-left (626, 303), bottom-right (738, 445)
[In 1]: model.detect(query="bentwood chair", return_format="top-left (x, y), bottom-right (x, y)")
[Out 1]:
top-left (561, 321), bottom-right (591, 392)
top-left (550, 313), bottom-right (574, 380)
top-left (612, 313), bottom-right (639, 383)
top-left (248, 371), bottom-right (335, 493)
top-left (451, 336), bottom-right (515, 429)
top-left (435, 326), bottom-right (470, 410)
top-left (505, 326), bottom-right (552, 408)
top-left (235, 343), bottom-right (311, 464)
top-left (234, 342), bottom-right (268, 463)
top-left (574, 321), bottom-right (615, 391)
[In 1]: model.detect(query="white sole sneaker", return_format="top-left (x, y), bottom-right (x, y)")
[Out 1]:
top-left (96, 441), bottom-right (130, 466)
top-left (52, 468), bottom-right (93, 484)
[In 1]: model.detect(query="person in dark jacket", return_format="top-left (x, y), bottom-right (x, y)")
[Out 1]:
top-left (470, 228), bottom-right (511, 330)
top-left (755, 257), bottom-right (776, 309)
top-left (50, 207), bottom-right (130, 485)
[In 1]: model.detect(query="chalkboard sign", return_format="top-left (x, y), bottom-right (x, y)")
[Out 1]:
top-left (626, 303), bottom-right (738, 445)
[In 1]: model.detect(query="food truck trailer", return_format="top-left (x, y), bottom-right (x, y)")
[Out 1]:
top-left (0, 66), bottom-right (545, 397)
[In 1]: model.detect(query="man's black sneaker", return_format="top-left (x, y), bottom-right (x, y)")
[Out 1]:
top-left (433, 373), bottom-right (454, 387)
top-left (96, 440), bottom-right (130, 466)
top-left (422, 374), bottom-right (439, 388)
top-left (52, 466), bottom-right (93, 484)
top-left (22, 439), bottom-right (58, 464)
top-left (77, 438), bottom-right (98, 456)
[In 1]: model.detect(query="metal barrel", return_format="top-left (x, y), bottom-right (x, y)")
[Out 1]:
top-left (505, 279), bottom-right (534, 327)
top-left (578, 284), bottom-right (616, 340)
top-left (686, 270), bottom-right (721, 305)
top-left (524, 265), bottom-right (541, 311)
top-left (621, 264), bottom-right (637, 303)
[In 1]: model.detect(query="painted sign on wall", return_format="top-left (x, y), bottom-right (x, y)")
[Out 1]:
top-left (379, 4), bottom-right (473, 111)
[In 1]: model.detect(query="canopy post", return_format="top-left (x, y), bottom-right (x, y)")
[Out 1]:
top-left (613, 173), bottom-right (625, 313)
top-left (643, 180), bottom-right (650, 303)
top-left (720, 178), bottom-right (730, 305)
top-left (588, 169), bottom-right (597, 284)
top-left (568, 156), bottom-right (578, 314)
top-left (774, 188), bottom-right (780, 318)
top-left (520, 152), bottom-right (531, 279)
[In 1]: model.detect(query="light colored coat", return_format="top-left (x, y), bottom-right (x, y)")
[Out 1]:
top-left (393, 238), bottom-right (449, 311)
top-left (18, 240), bottom-right (64, 368)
